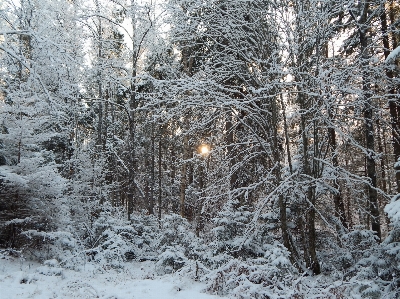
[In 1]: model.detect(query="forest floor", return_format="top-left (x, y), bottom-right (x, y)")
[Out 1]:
top-left (0, 254), bottom-right (225, 299)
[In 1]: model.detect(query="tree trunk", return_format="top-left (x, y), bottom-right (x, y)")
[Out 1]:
top-left (328, 117), bottom-right (347, 229)
top-left (149, 124), bottom-right (155, 215)
top-left (274, 98), bottom-right (297, 265)
top-left (280, 95), bottom-right (293, 174)
top-left (158, 126), bottom-right (162, 221)
top-left (127, 0), bottom-right (137, 220)
top-left (226, 112), bottom-right (238, 196)
top-left (299, 91), bottom-right (321, 275)
top-left (95, 0), bottom-right (103, 147)
top-left (357, 2), bottom-right (381, 240)
top-left (180, 135), bottom-right (189, 218)
top-left (179, 44), bottom-right (195, 218)
top-left (376, 118), bottom-right (388, 194)
top-left (381, 3), bottom-right (400, 194)
top-left (127, 81), bottom-right (136, 220)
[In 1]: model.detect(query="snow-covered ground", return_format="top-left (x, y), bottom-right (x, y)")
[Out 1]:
top-left (0, 255), bottom-right (225, 299)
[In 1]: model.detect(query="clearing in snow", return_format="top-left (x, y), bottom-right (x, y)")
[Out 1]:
top-left (0, 255), bottom-right (225, 299)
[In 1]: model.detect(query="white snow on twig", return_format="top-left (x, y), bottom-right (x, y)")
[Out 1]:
top-left (385, 45), bottom-right (400, 63)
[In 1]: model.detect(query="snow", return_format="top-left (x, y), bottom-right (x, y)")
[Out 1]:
top-left (0, 256), bottom-right (226, 299)
top-left (385, 196), bottom-right (400, 226)
top-left (385, 45), bottom-right (400, 63)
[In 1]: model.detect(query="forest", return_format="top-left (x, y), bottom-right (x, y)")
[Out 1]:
top-left (1, 0), bottom-right (400, 298)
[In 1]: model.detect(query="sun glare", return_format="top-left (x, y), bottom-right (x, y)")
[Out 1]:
top-left (199, 144), bottom-right (210, 155)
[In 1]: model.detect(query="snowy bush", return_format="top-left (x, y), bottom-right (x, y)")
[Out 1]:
top-left (79, 207), bottom-right (162, 269)
top-left (156, 214), bottom-right (207, 274)
top-left (129, 212), bottom-right (160, 261)
top-left (83, 208), bottom-right (137, 268)
top-left (332, 226), bottom-right (400, 298)
top-left (21, 230), bottom-right (84, 268)
top-left (158, 214), bottom-right (196, 249)
top-left (206, 243), bottom-right (297, 298)
top-left (210, 201), bottom-right (272, 260)
top-left (385, 196), bottom-right (400, 229)
top-left (0, 153), bottom-right (66, 250)
top-left (92, 228), bottom-right (132, 268)
top-left (155, 245), bottom-right (188, 275)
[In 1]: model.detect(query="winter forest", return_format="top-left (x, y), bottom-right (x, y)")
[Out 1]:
top-left (1, 0), bottom-right (400, 298)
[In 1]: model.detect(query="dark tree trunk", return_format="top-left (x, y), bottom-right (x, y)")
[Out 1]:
top-left (328, 119), bottom-right (347, 229)
top-left (180, 135), bottom-right (189, 218)
top-left (380, 4), bottom-right (400, 193)
top-left (298, 92), bottom-right (321, 275)
top-left (355, 2), bottom-right (381, 240)
top-left (127, 82), bottom-right (136, 220)
top-left (158, 126), bottom-right (162, 221)
top-left (226, 113), bottom-right (238, 195)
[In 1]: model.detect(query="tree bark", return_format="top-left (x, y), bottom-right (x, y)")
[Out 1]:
top-left (356, 2), bottom-right (381, 240)
top-left (380, 3), bottom-right (400, 194)
top-left (158, 126), bottom-right (162, 221)
top-left (298, 91), bottom-right (321, 275)
top-left (180, 135), bottom-right (189, 218)
top-left (149, 124), bottom-right (155, 214)
top-left (127, 0), bottom-right (138, 220)
top-left (274, 96), bottom-right (298, 265)
top-left (226, 113), bottom-right (238, 196)
top-left (95, 0), bottom-right (103, 147)
top-left (328, 114), bottom-right (348, 229)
